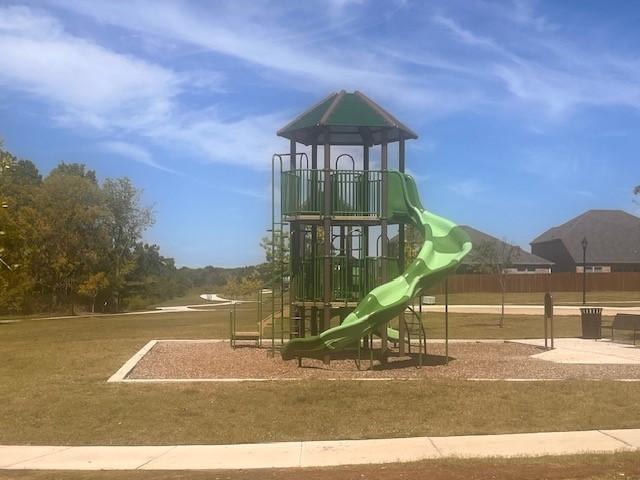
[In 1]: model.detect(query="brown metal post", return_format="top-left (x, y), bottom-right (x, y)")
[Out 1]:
top-left (289, 139), bottom-right (299, 338)
top-left (398, 137), bottom-right (406, 355)
top-left (380, 136), bottom-right (388, 361)
top-left (363, 144), bottom-right (370, 285)
top-left (445, 279), bottom-right (449, 365)
top-left (398, 138), bottom-right (406, 268)
top-left (544, 292), bottom-right (554, 349)
top-left (544, 292), bottom-right (550, 348)
top-left (346, 226), bottom-right (352, 302)
top-left (311, 144), bottom-right (318, 336)
top-left (322, 141), bottom-right (332, 335)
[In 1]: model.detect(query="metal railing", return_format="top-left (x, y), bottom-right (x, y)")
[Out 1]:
top-left (281, 169), bottom-right (383, 217)
top-left (281, 169), bottom-right (325, 216)
top-left (290, 255), bottom-right (400, 303)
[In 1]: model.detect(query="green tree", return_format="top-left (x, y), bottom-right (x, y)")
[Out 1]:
top-left (125, 242), bottom-right (187, 306)
top-left (258, 232), bottom-right (289, 286)
top-left (0, 142), bottom-right (43, 312)
top-left (49, 162), bottom-right (97, 184)
top-left (403, 223), bottom-right (423, 267)
top-left (468, 239), bottom-right (520, 328)
top-left (102, 178), bottom-right (154, 311)
top-left (78, 272), bottom-right (109, 313)
top-left (221, 270), bottom-right (262, 299)
top-left (23, 171), bottom-right (110, 312)
top-left (0, 142), bottom-right (14, 272)
top-left (0, 142), bottom-right (191, 315)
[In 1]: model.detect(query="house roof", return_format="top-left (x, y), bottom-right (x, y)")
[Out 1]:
top-left (530, 209), bottom-right (640, 265)
top-left (460, 226), bottom-right (553, 266)
top-left (277, 90), bottom-right (418, 146)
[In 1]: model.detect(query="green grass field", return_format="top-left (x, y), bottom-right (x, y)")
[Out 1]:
top-left (1, 307), bottom-right (639, 446)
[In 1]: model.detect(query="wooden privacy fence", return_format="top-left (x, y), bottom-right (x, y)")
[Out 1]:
top-left (426, 272), bottom-right (640, 294)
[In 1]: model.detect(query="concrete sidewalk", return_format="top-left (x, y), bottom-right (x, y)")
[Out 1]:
top-left (422, 304), bottom-right (640, 316)
top-left (513, 338), bottom-right (640, 364)
top-left (2, 429), bottom-right (639, 470)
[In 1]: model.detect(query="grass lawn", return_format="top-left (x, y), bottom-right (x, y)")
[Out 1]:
top-left (1, 308), bottom-right (639, 446)
top-left (3, 289), bottom-right (636, 323)
top-left (1, 453), bottom-right (639, 480)
top-left (412, 311), bottom-right (583, 339)
top-left (432, 290), bottom-right (640, 306)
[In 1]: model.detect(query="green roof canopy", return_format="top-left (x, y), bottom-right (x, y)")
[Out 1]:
top-left (277, 90), bottom-right (418, 146)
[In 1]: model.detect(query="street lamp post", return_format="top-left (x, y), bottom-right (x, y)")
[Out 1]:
top-left (581, 237), bottom-right (588, 305)
top-left (0, 157), bottom-right (9, 271)
top-left (0, 154), bottom-right (19, 272)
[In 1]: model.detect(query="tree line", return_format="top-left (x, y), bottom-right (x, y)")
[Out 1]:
top-left (0, 142), bottom-right (260, 314)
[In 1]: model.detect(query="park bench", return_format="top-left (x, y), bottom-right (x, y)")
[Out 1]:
top-left (601, 314), bottom-right (640, 345)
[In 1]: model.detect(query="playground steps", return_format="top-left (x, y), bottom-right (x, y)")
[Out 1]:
top-left (233, 331), bottom-right (260, 340)
top-left (402, 307), bottom-right (427, 356)
top-left (230, 329), bottom-right (261, 348)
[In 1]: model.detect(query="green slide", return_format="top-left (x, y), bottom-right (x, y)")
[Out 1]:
top-left (281, 172), bottom-right (472, 361)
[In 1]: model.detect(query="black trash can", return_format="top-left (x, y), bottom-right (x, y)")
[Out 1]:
top-left (580, 307), bottom-right (603, 339)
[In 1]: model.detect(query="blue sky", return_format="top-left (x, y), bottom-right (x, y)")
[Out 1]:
top-left (1, 1), bottom-right (639, 267)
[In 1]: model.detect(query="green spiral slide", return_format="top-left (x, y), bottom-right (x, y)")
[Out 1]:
top-left (281, 172), bottom-right (472, 361)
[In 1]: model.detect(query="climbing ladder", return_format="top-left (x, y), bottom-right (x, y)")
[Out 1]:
top-left (402, 304), bottom-right (427, 367)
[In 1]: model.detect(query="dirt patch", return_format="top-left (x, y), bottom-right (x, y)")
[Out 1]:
top-left (127, 341), bottom-right (640, 380)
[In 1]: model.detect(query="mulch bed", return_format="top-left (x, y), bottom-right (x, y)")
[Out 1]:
top-left (126, 340), bottom-right (640, 380)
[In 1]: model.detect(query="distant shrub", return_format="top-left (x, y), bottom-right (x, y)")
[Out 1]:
top-left (125, 295), bottom-right (152, 312)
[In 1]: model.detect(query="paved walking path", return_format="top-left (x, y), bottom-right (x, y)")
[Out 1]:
top-left (423, 304), bottom-right (640, 316)
top-left (2, 429), bottom-right (639, 470)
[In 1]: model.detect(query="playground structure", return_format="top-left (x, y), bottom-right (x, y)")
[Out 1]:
top-left (230, 90), bottom-right (472, 365)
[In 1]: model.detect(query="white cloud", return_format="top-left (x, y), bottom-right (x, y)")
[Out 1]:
top-left (570, 189), bottom-right (595, 199)
top-left (494, 61), bottom-right (640, 116)
top-left (226, 185), bottom-right (270, 201)
top-left (405, 167), bottom-right (429, 183)
top-left (519, 149), bottom-right (582, 181)
top-left (0, 6), bottom-right (179, 130)
top-left (427, 10), bottom-right (640, 116)
top-left (5, 1), bottom-right (640, 174)
top-left (151, 111), bottom-right (288, 170)
top-left (433, 15), bottom-right (504, 52)
top-left (101, 141), bottom-right (178, 174)
top-left (52, 0), bottom-right (437, 111)
top-left (447, 179), bottom-right (486, 198)
top-left (327, 0), bottom-right (366, 14)
top-left (0, 5), bottom-right (283, 170)
top-left (511, 0), bottom-right (558, 32)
